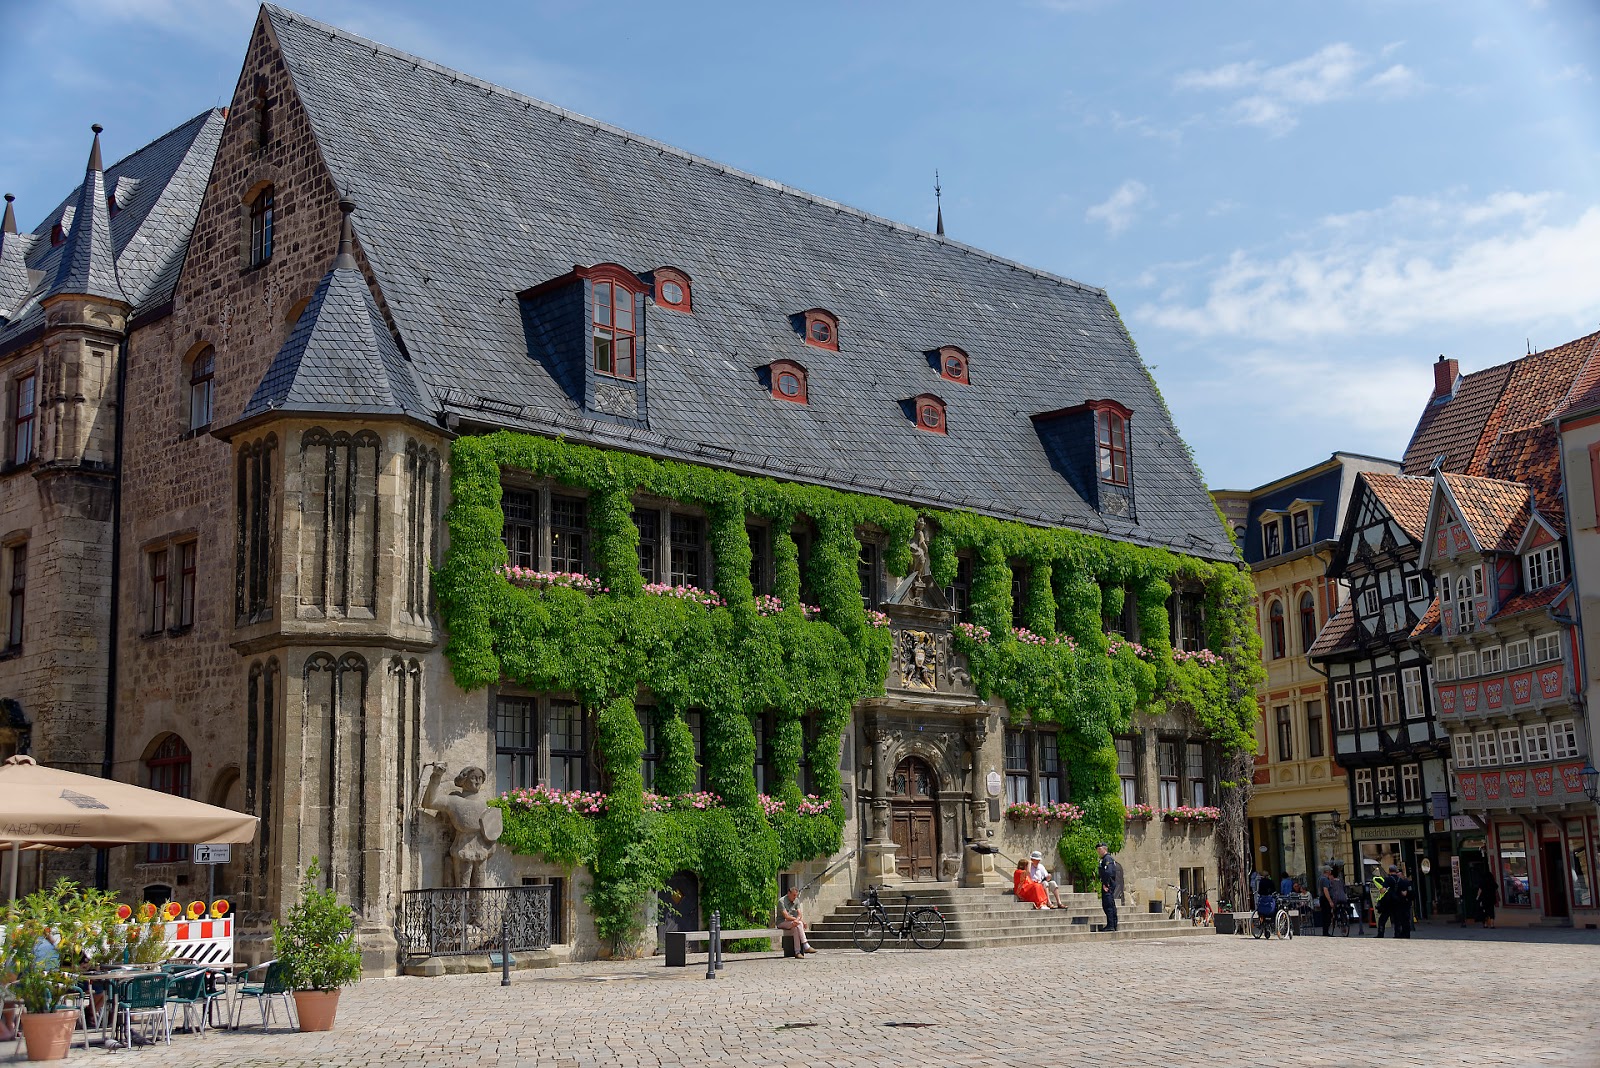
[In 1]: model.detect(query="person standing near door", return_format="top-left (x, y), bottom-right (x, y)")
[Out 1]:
top-left (1096, 843), bottom-right (1122, 932)
top-left (1387, 866), bottom-right (1414, 938)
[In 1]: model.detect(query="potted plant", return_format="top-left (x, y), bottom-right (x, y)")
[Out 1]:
top-left (273, 858), bottom-right (363, 1031)
top-left (1, 880), bottom-right (122, 1062)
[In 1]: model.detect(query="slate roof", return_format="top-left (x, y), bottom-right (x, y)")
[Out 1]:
top-left (261, 5), bottom-right (1234, 560)
top-left (240, 209), bottom-right (429, 424)
top-left (0, 198), bottom-right (33, 321)
top-left (1441, 473), bottom-right (1531, 554)
top-left (1359, 472), bottom-right (1433, 542)
top-left (47, 128), bottom-right (127, 305)
top-left (1306, 600), bottom-right (1357, 658)
top-left (0, 110), bottom-right (224, 348)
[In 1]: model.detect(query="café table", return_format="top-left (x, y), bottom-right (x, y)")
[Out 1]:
top-left (75, 967), bottom-right (166, 1049)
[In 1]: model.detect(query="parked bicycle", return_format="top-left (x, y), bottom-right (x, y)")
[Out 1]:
top-left (1165, 884), bottom-right (1213, 926)
top-left (852, 885), bottom-right (948, 951)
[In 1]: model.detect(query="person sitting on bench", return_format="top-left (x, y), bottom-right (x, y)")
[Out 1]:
top-left (777, 885), bottom-right (816, 957)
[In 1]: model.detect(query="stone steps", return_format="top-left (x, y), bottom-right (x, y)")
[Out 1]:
top-left (804, 883), bottom-right (1208, 950)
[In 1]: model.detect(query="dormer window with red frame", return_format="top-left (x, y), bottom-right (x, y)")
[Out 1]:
top-left (770, 360), bottom-right (808, 404)
top-left (587, 264), bottom-right (644, 380)
top-left (654, 267), bottom-right (692, 313)
top-left (911, 393), bottom-right (947, 434)
top-left (937, 346), bottom-right (970, 384)
top-left (1091, 400), bottom-right (1132, 486)
top-left (801, 309), bottom-right (839, 352)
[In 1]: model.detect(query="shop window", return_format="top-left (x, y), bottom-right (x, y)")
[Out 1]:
top-left (1157, 740), bottom-right (1180, 810)
top-left (1565, 819), bottom-right (1594, 909)
top-left (1115, 736), bottom-right (1138, 807)
top-left (495, 695), bottom-right (538, 791)
top-left (1004, 728), bottom-right (1029, 804)
top-left (1499, 825), bottom-right (1531, 906)
top-left (1305, 700), bottom-right (1324, 758)
top-left (146, 734), bottom-right (192, 862)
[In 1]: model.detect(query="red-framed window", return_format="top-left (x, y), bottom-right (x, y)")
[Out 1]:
top-left (770, 360), bottom-right (808, 404)
top-left (912, 393), bottom-right (947, 434)
top-left (937, 346), bottom-right (970, 384)
top-left (248, 187), bottom-right (274, 267)
top-left (145, 734), bottom-right (192, 862)
top-left (589, 268), bottom-right (640, 380)
top-left (801, 309), bottom-right (839, 352)
top-left (653, 267), bottom-right (692, 313)
top-left (13, 373), bottom-right (35, 465)
top-left (1095, 406), bottom-right (1130, 485)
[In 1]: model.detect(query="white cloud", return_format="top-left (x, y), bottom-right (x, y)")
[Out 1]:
top-left (1176, 42), bottom-right (1422, 134)
top-left (1140, 191), bottom-right (1600, 341)
top-left (1085, 179), bottom-right (1149, 236)
top-left (1551, 64), bottom-right (1592, 84)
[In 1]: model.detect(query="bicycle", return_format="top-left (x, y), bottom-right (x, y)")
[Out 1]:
top-left (852, 885), bottom-right (948, 952)
top-left (1165, 884), bottom-right (1213, 926)
top-left (1249, 893), bottom-right (1295, 940)
top-left (1330, 899), bottom-right (1352, 937)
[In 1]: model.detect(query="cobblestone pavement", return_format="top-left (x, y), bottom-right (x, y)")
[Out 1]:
top-left (11, 925), bottom-right (1599, 1068)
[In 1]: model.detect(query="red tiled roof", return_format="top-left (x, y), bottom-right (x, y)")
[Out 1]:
top-left (1402, 362), bottom-right (1514, 476)
top-left (1442, 472), bottom-right (1531, 554)
top-left (1361, 472), bottom-right (1434, 541)
top-left (1306, 600), bottom-right (1358, 658)
top-left (1409, 595), bottom-right (1440, 640)
top-left (1489, 583), bottom-right (1563, 622)
top-left (1550, 334), bottom-right (1600, 422)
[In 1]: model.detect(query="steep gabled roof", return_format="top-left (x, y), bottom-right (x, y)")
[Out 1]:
top-left (1359, 472), bottom-right (1433, 541)
top-left (1403, 363), bottom-right (1513, 476)
top-left (1489, 583), bottom-right (1564, 623)
top-left (1409, 595), bottom-right (1439, 640)
top-left (1549, 334), bottom-right (1600, 423)
top-left (259, 5), bottom-right (1233, 559)
top-left (1307, 600), bottom-right (1357, 658)
top-left (0, 110), bottom-right (224, 349)
top-left (0, 198), bottom-right (33, 321)
top-left (238, 205), bottom-right (428, 426)
top-left (1439, 473), bottom-right (1531, 554)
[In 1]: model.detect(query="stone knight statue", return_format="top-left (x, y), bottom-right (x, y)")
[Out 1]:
top-left (419, 763), bottom-right (503, 888)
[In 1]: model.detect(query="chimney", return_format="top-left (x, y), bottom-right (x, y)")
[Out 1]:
top-left (1432, 354), bottom-right (1458, 400)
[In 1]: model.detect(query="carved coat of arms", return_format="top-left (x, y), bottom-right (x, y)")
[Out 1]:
top-left (897, 630), bottom-right (938, 689)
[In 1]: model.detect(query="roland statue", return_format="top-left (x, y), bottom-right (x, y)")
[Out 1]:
top-left (419, 763), bottom-right (503, 889)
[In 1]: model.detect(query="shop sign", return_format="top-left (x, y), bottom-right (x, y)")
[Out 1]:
top-left (1450, 815), bottom-right (1480, 831)
top-left (1430, 792), bottom-right (1449, 819)
top-left (1451, 855), bottom-right (1462, 897)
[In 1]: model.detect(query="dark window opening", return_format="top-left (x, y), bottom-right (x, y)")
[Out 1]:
top-left (945, 554), bottom-right (972, 622)
top-left (670, 514), bottom-right (705, 588)
top-left (1305, 700), bottom-right (1325, 759)
top-left (7, 545), bottom-right (25, 649)
top-left (502, 490), bottom-right (537, 570)
top-left (495, 695), bottom-right (537, 792)
top-left (1039, 731), bottom-right (1064, 804)
top-left (13, 374), bottom-right (35, 465)
top-left (638, 706), bottom-right (658, 790)
top-left (858, 541), bottom-right (879, 609)
top-left (248, 187), bottom-right (274, 268)
top-left (550, 495), bottom-right (587, 574)
top-left (1275, 706), bottom-right (1293, 762)
top-left (1298, 592), bottom-right (1317, 653)
top-left (149, 549), bottom-right (169, 634)
top-left (1292, 511), bottom-right (1311, 549)
top-left (188, 348), bottom-right (214, 431)
top-left (1269, 601), bottom-right (1286, 659)
top-left (747, 524), bottom-right (770, 596)
top-left (146, 735), bottom-right (192, 862)
top-left (1010, 562), bottom-right (1027, 629)
top-left (634, 507), bottom-right (660, 583)
top-left (548, 700), bottom-right (586, 791)
top-left (1004, 728), bottom-right (1030, 804)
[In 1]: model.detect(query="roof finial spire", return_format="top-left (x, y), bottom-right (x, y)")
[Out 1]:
top-left (934, 170), bottom-right (944, 237)
top-left (88, 124), bottom-right (104, 173)
top-left (333, 195), bottom-right (358, 270)
top-left (2, 195), bottom-right (15, 236)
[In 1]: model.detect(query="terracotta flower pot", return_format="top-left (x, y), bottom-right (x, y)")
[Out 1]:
top-left (293, 989), bottom-right (341, 1032)
top-left (19, 1009), bottom-right (77, 1062)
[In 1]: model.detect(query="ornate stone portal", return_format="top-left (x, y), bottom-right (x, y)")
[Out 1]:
top-left (420, 763), bottom-right (503, 888)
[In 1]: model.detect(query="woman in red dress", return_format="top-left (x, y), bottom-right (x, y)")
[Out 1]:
top-left (1014, 859), bottom-right (1052, 909)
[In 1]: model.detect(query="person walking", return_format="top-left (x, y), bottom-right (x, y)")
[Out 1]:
top-left (1372, 868), bottom-right (1392, 937)
top-left (1386, 866), bottom-right (1414, 939)
top-left (1475, 873), bottom-right (1497, 929)
top-left (1095, 843), bottom-right (1122, 932)
top-left (1317, 864), bottom-right (1336, 936)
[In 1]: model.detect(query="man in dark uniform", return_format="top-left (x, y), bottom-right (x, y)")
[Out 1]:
top-left (1389, 865), bottom-right (1414, 939)
top-left (1095, 842), bottom-right (1121, 932)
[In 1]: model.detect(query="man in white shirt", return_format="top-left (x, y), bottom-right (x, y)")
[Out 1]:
top-left (1028, 850), bottom-right (1064, 907)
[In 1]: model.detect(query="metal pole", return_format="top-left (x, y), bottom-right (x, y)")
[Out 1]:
top-left (500, 913), bottom-right (511, 987)
top-left (714, 909), bottom-right (724, 971)
top-left (6, 841), bottom-right (17, 903)
top-left (704, 910), bottom-right (717, 980)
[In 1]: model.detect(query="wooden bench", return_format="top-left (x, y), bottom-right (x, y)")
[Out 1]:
top-left (663, 927), bottom-right (797, 967)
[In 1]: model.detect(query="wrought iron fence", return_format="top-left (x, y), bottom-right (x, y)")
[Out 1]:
top-left (399, 885), bottom-right (552, 957)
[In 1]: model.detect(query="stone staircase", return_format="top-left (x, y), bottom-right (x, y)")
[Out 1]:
top-left (804, 885), bottom-right (1211, 951)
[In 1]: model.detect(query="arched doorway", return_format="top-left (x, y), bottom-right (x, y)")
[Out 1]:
top-left (891, 756), bottom-right (939, 881)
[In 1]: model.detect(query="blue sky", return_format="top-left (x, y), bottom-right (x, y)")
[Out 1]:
top-left (4, 0), bottom-right (1598, 490)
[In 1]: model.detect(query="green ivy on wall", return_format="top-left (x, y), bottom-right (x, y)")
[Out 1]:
top-left (437, 431), bottom-right (1262, 947)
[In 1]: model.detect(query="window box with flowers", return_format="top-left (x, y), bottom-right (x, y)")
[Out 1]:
top-left (1124, 802), bottom-right (1157, 822)
top-left (1004, 800), bottom-right (1086, 824)
top-left (1161, 805), bottom-right (1221, 826)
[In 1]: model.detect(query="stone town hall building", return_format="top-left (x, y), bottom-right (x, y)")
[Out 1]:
top-left (0, 7), bottom-right (1244, 966)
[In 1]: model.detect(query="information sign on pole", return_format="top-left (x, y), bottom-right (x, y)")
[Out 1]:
top-left (192, 844), bottom-right (231, 865)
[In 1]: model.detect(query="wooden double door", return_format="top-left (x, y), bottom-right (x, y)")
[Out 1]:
top-left (890, 756), bottom-right (939, 881)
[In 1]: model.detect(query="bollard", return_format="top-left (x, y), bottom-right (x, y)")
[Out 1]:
top-left (713, 909), bottom-right (724, 971)
top-left (705, 910), bottom-right (718, 980)
top-left (500, 914), bottom-right (511, 987)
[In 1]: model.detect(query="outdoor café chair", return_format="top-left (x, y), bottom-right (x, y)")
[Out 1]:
top-left (164, 969), bottom-right (210, 1036)
top-left (115, 972), bottom-right (172, 1048)
top-left (229, 960), bottom-right (296, 1031)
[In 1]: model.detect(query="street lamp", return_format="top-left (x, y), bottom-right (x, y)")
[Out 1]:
top-left (1581, 763), bottom-right (1599, 804)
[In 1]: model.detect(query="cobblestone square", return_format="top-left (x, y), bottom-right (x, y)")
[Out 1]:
top-left (13, 926), bottom-right (1598, 1068)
